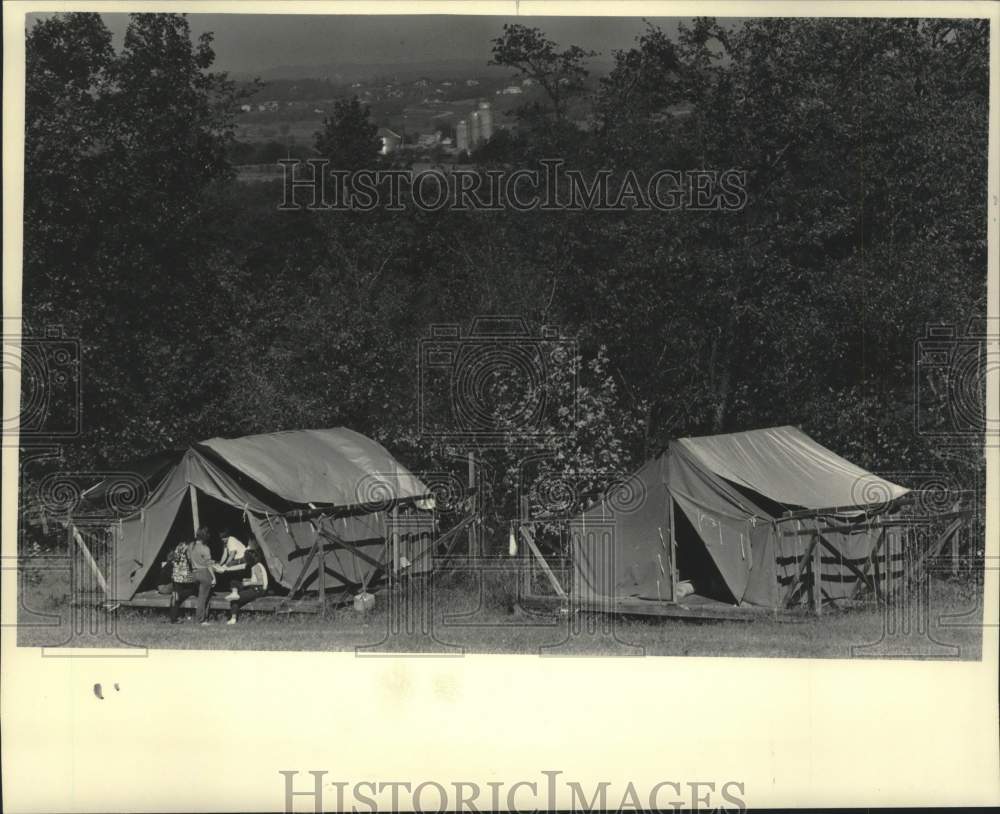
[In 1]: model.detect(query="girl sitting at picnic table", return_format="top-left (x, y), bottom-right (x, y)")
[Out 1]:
top-left (219, 528), bottom-right (248, 568)
top-left (226, 549), bottom-right (269, 625)
top-left (218, 528), bottom-right (249, 600)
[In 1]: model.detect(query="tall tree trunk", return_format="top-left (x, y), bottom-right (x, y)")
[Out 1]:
top-left (708, 317), bottom-right (736, 433)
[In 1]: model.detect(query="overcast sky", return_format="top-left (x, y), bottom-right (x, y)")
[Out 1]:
top-left (80, 14), bottom-right (692, 75)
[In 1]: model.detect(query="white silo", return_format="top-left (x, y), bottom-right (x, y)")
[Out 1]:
top-left (477, 101), bottom-right (494, 143)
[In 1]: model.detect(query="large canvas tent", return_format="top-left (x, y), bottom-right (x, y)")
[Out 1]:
top-left (567, 426), bottom-right (912, 612)
top-left (85, 428), bottom-right (434, 602)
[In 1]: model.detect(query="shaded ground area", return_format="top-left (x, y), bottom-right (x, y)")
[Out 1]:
top-left (15, 561), bottom-right (985, 659)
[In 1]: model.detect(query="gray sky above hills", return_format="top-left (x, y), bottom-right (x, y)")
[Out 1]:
top-left (86, 14), bottom-right (692, 76)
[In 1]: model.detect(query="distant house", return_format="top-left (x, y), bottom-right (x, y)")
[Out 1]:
top-left (441, 81), bottom-right (453, 87)
top-left (416, 132), bottom-right (441, 148)
top-left (521, 78), bottom-right (536, 87)
top-left (413, 78), bottom-right (430, 88)
top-left (466, 79), bottom-right (480, 87)
top-left (257, 101), bottom-right (279, 112)
top-left (377, 127), bottom-right (402, 155)
top-left (501, 85), bottom-right (523, 95)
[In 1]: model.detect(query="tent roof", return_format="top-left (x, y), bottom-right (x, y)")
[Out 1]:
top-left (197, 427), bottom-right (429, 507)
top-left (674, 425), bottom-right (909, 510)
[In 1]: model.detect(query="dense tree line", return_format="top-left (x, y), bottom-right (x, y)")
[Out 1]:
top-left (22, 14), bottom-right (988, 542)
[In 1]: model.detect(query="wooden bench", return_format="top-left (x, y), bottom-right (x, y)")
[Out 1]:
top-left (76, 590), bottom-right (322, 614)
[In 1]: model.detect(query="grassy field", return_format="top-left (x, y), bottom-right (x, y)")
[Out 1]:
top-left (15, 560), bottom-right (985, 659)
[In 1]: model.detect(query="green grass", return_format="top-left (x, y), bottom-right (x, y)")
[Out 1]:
top-left (15, 561), bottom-right (985, 659)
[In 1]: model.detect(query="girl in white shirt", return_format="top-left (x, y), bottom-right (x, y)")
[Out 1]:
top-left (227, 549), bottom-right (269, 625)
top-left (219, 529), bottom-right (248, 567)
top-left (220, 530), bottom-right (249, 600)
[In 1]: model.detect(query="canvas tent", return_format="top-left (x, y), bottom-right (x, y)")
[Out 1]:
top-left (567, 426), bottom-right (912, 611)
top-left (84, 428), bottom-right (433, 602)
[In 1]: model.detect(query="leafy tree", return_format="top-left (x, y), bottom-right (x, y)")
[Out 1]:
top-left (24, 12), bottom-right (115, 323)
top-left (21, 14), bottom-right (988, 551)
top-left (583, 17), bottom-right (988, 472)
top-left (314, 95), bottom-right (380, 170)
top-left (489, 23), bottom-right (596, 143)
top-left (23, 12), bottom-right (246, 464)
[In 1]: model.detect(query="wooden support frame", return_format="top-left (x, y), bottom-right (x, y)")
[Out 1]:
top-left (423, 513), bottom-right (479, 573)
top-left (781, 524), bottom-right (820, 609)
top-left (843, 524), bottom-right (886, 604)
top-left (518, 523), bottom-right (568, 600)
top-left (666, 493), bottom-right (678, 603)
top-left (317, 529), bottom-right (387, 593)
top-left (912, 514), bottom-right (969, 577)
top-left (316, 522), bottom-right (326, 617)
top-left (279, 534), bottom-right (323, 610)
top-left (70, 522), bottom-right (109, 596)
top-left (519, 497), bottom-right (532, 598)
top-left (814, 534), bottom-right (876, 595)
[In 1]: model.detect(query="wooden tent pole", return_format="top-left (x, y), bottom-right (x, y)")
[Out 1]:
top-left (812, 519), bottom-right (823, 616)
top-left (520, 496), bottom-right (531, 598)
top-left (391, 504), bottom-right (400, 575)
top-left (951, 518), bottom-right (960, 576)
top-left (467, 452), bottom-right (476, 558)
top-left (317, 523), bottom-right (326, 617)
top-left (189, 484), bottom-right (200, 534)
top-left (666, 490), bottom-right (678, 603)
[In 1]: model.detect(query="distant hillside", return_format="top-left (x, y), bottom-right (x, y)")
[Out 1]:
top-left (230, 55), bottom-right (616, 83)
top-left (231, 58), bottom-right (504, 83)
